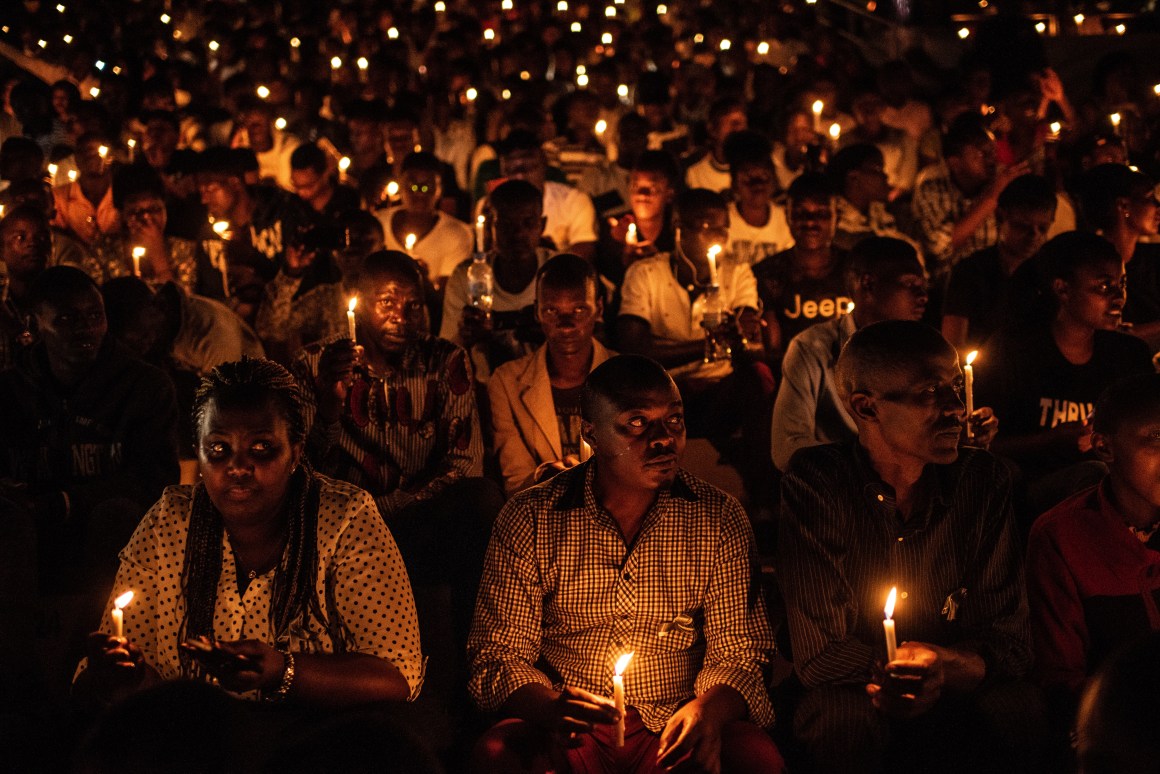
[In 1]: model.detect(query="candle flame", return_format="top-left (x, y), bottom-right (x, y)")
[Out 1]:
top-left (348, 297), bottom-right (358, 313)
top-left (811, 99), bottom-right (824, 115)
top-left (405, 233), bottom-right (417, 251)
top-left (213, 221), bottom-right (230, 236)
top-left (477, 214), bottom-right (486, 226)
top-left (828, 122), bottom-right (841, 140)
top-left (386, 181), bottom-right (399, 197)
top-left (98, 145), bottom-right (109, 158)
top-left (68, 170), bottom-right (78, 182)
top-left (965, 350), bottom-right (978, 366)
top-left (357, 57), bottom-right (369, 71)
top-left (132, 246), bottom-right (145, 258)
top-left (1110, 112), bottom-right (1121, 126)
top-left (884, 587), bottom-right (897, 620)
top-left (757, 41), bottom-right (770, 55)
top-left (1049, 121), bottom-right (1061, 134)
top-left (338, 156), bottom-right (351, 172)
top-left (707, 244), bottom-right (722, 261)
top-left (114, 591), bottom-right (134, 610)
top-left (615, 652), bottom-right (634, 675)
top-left (595, 119), bottom-right (607, 135)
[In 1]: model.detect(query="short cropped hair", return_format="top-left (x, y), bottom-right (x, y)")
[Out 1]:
top-left (674, 188), bottom-right (727, 226)
top-left (835, 320), bottom-right (953, 399)
top-left (849, 236), bottom-right (924, 282)
top-left (786, 172), bottom-right (835, 207)
top-left (401, 151), bottom-right (443, 176)
top-left (943, 113), bottom-right (993, 159)
top-left (580, 354), bottom-right (675, 422)
top-left (828, 143), bottom-right (885, 193)
top-left (1079, 164), bottom-right (1154, 232)
top-left (29, 265), bottom-right (101, 312)
top-left (997, 174), bottom-right (1057, 214)
top-left (290, 143), bottom-right (328, 174)
top-left (723, 130), bottom-right (773, 172)
top-left (537, 252), bottom-right (598, 296)
top-left (112, 166), bottom-right (167, 210)
top-left (1039, 231), bottom-right (1121, 284)
top-left (632, 150), bottom-right (681, 188)
top-left (360, 250), bottom-right (425, 288)
top-left (1092, 373), bottom-right (1160, 436)
top-left (490, 179), bottom-right (543, 213)
top-left (196, 147), bottom-right (246, 179)
top-left (497, 129), bottom-right (542, 158)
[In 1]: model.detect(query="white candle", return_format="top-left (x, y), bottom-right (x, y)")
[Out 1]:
top-left (47, 163), bottom-right (58, 185)
top-left (706, 244), bottom-right (722, 287)
top-left (475, 214), bottom-right (486, 253)
top-left (612, 652), bottom-right (633, 748)
top-left (405, 233), bottom-right (417, 252)
top-left (347, 297), bottom-right (358, 342)
top-left (811, 100), bottom-right (824, 134)
top-left (112, 590), bottom-right (134, 639)
top-left (828, 122), bottom-right (841, 147)
top-left (595, 119), bottom-right (607, 140)
top-left (883, 587), bottom-right (898, 663)
top-left (1110, 112), bottom-right (1122, 135)
top-left (964, 350), bottom-right (977, 439)
top-left (338, 156), bottom-right (351, 184)
top-left (67, 169), bottom-right (77, 183)
top-left (132, 246), bottom-right (145, 277)
top-left (212, 220), bottom-right (230, 239)
top-left (625, 222), bottom-right (638, 245)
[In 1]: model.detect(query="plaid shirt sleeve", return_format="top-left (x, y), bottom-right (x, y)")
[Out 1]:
top-left (911, 175), bottom-right (957, 266)
top-left (468, 497), bottom-right (554, 711)
top-left (694, 497), bottom-right (776, 727)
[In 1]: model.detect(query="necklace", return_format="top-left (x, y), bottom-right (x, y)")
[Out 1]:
top-left (239, 534), bottom-right (287, 581)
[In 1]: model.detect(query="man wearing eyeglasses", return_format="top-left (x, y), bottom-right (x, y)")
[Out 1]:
top-left (488, 253), bottom-right (615, 495)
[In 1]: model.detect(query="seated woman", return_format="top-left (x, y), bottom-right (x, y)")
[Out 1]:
top-left (75, 357), bottom-right (424, 707)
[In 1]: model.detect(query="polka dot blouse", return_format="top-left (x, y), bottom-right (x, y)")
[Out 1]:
top-left (86, 474), bottom-right (425, 700)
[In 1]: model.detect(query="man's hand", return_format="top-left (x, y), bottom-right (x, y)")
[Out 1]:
top-left (964, 406), bottom-right (998, 448)
top-left (459, 305), bottom-right (494, 347)
top-left (657, 691), bottom-right (735, 773)
top-left (866, 642), bottom-right (945, 720)
top-left (987, 161), bottom-right (1032, 201)
top-left (542, 685), bottom-right (620, 745)
top-left (735, 307), bottom-right (763, 344)
top-left (315, 339), bottom-right (362, 423)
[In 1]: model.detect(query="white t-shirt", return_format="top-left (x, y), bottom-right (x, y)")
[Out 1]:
top-left (685, 155), bottom-right (731, 193)
top-left (619, 252), bottom-right (759, 343)
top-left (726, 202), bottom-right (794, 266)
top-left (379, 208), bottom-right (474, 281)
top-left (438, 247), bottom-right (554, 343)
top-left (473, 181), bottom-right (598, 254)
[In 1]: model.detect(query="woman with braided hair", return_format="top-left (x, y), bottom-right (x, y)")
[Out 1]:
top-left (76, 357), bottom-right (424, 706)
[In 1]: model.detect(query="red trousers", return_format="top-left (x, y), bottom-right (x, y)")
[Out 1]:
top-left (472, 708), bottom-right (785, 774)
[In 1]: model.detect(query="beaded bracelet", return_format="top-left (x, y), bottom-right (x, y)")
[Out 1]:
top-left (267, 651), bottom-right (295, 702)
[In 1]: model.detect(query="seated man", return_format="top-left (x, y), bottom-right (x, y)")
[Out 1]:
top-left (442, 179), bottom-right (555, 381)
top-left (941, 174), bottom-right (1056, 352)
top-left (752, 172), bottom-right (848, 359)
top-left (684, 97), bottom-right (749, 193)
top-left (289, 142), bottom-right (361, 220)
top-left (294, 250), bottom-right (502, 657)
top-left (469, 355), bottom-right (784, 774)
top-left (725, 131), bottom-right (792, 268)
top-left (771, 237), bottom-right (938, 471)
top-left (488, 254), bottom-right (615, 496)
top-left (1027, 373), bottom-right (1160, 745)
top-left (0, 266), bottom-right (180, 594)
top-left (779, 320), bottom-right (1046, 774)
top-left (829, 143), bottom-right (916, 254)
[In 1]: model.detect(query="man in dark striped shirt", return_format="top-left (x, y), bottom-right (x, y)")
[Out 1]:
top-left (778, 320), bottom-right (1046, 773)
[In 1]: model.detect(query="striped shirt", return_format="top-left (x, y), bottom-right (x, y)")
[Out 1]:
top-left (468, 462), bottom-right (776, 732)
top-left (293, 336), bottom-right (483, 518)
top-left (778, 442), bottom-right (1031, 689)
top-left (911, 164), bottom-right (997, 277)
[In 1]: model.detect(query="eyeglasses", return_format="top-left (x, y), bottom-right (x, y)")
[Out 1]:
top-left (125, 205), bottom-right (165, 220)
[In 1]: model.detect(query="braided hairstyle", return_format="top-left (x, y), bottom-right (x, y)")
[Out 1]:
top-left (180, 357), bottom-right (326, 678)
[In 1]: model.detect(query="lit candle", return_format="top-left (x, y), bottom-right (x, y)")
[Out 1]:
top-left (706, 244), bottom-right (722, 287)
top-left (475, 214), bottom-right (486, 253)
top-left (212, 220), bottom-right (230, 239)
top-left (338, 156), bottom-right (351, 183)
top-left (594, 119), bottom-right (607, 139)
top-left (386, 180), bottom-right (399, 199)
top-left (964, 350), bottom-right (977, 438)
top-left (256, 84), bottom-right (270, 100)
top-left (47, 163), bottom-right (58, 184)
top-left (625, 222), bottom-right (638, 245)
top-left (98, 145), bottom-right (108, 160)
top-left (757, 41), bottom-right (770, 56)
top-left (883, 587), bottom-right (898, 664)
top-left (828, 122), bottom-right (841, 148)
top-left (126, 137), bottom-right (136, 161)
top-left (347, 297), bottom-right (358, 341)
top-left (132, 246), bottom-right (145, 277)
top-left (112, 590), bottom-right (134, 639)
top-left (1049, 121), bottom-right (1062, 140)
top-left (1110, 112), bottom-right (1122, 135)
top-left (67, 169), bottom-right (77, 183)
top-left (811, 100), bottom-right (824, 134)
top-left (405, 233), bottom-right (417, 252)
top-left (612, 652), bottom-right (633, 748)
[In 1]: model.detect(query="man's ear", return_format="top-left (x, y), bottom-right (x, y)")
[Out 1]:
top-left (580, 420), bottom-right (594, 448)
top-left (849, 391), bottom-right (878, 422)
top-left (593, 293), bottom-right (605, 323)
top-left (1091, 432), bottom-right (1114, 464)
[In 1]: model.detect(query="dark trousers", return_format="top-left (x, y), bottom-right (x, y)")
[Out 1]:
top-left (793, 680), bottom-right (1049, 774)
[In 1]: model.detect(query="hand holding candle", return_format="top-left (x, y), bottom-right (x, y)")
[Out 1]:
top-left (112, 591), bottom-right (134, 639)
top-left (612, 652), bottom-right (633, 748)
top-left (883, 587), bottom-right (898, 663)
top-left (963, 350), bottom-right (977, 439)
top-left (347, 297), bottom-right (358, 342)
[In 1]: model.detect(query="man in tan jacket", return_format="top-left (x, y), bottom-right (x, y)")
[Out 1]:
top-left (488, 253), bottom-right (614, 495)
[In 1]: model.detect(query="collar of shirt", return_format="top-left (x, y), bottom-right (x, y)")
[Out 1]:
top-left (554, 459), bottom-right (699, 532)
top-left (850, 441), bottom-right (952, 534)
top-left (1096, 478), bottom-right (1160, 549)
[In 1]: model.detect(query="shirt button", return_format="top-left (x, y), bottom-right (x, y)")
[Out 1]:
top-left (623, 572), bottom-right (632, 581)
top-left (897, 537), bottom-right (904, 542)
top-left (901, 592), bottom-right (909, 599)
top-left (877, 494), bottom-right (885, 502)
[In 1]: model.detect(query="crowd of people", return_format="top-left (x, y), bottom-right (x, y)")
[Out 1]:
top-left (1, 0), bottom-right (1160, 771)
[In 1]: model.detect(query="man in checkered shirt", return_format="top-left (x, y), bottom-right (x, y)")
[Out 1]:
top-left (468, 354), bottom-right (783, 773)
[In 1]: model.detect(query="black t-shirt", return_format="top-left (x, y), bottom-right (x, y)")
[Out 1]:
top-left (753, 247), bottom-right (851, 345)
top-left (1125, 241), bottom-right (1160, 326)
top-left (943, 246), bottom-right (1018, 347)
top-left (552, 383), bottom-right (584, 459)
top-left (976, 327), bottom-right (1153, 473)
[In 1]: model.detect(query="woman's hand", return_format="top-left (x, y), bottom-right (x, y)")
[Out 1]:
top-left (79, 632), bottom-right (153, 699)
top-left (210, 639), bottom-right (283, 693)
